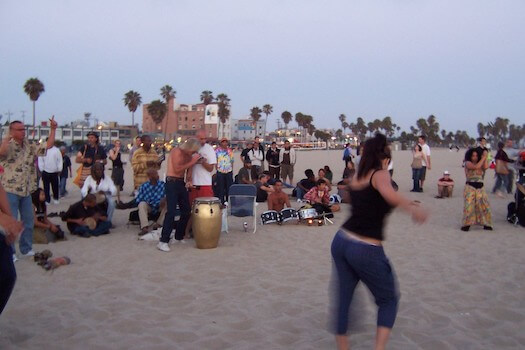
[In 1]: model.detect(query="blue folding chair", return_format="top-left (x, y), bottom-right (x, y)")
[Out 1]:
top-left (227, 184), bottom-right (257, 233)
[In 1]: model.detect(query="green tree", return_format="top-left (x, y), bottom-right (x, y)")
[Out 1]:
top-left (339, 114), bottom-right (347, 133)
top-left (281, 111), bottom-right (293, 129)
top-left (216, 93), bottom-right (231, 138)
top-left (23, 77), bottom-right (45, 137)
top-left (342, 122), bottom-right (349, 135)
top-left (147, 100), bottom-right (167, 130)
top-left (200, 90), bottom-right (214, 105)
top-left (381, 116), bottom-right (395, 138)
top-left (123, 90), bottom-right (142, 126)
top-left (335, 129), bottom-right (343, 141)
top-left (262, 104), bottom-right (273, 141)
top-left (160, 85), bottom-right (175, 141)
top-left (355, 117), bottom-right (368, 141)
top-left (250, 106), bottom-right (262, 125)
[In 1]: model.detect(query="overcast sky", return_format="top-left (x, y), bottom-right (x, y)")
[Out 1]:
top-left (1, 0), bottom-right (524, 135)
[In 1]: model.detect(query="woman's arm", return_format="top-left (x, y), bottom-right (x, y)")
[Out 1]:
top-left (373, 170), bottom-right (427, 223)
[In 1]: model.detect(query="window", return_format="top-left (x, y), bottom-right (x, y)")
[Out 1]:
top-left (185, 117), bottom-right (188, 121)
top-left (102, 131), bottom-right (109, 137)
top-left (111, 131), bottom-right (118, 137)
top-left (40, 129), bottom-right (49, 137)
top-left (192, 125), bottom-right (196, 129)
top-left (62, 130), bottom-right (71, 136)
top-left (73, 130), bottom-right (81, 137)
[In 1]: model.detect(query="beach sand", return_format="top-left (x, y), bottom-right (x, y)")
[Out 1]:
top-left (1, 149), bottom-right (524, 350)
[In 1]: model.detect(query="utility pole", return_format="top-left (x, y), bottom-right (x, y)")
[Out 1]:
top-left (20, 110), bottom-right (26, 125)
top-left (5, 110), bottom-right (13, 123)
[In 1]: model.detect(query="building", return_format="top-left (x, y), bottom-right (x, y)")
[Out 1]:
top-left (1, 121), bottom-right (139, 147)
top-left (230, 119), bottom-right (266, 141)
top-left (142, 98), bottom-right (230, 141)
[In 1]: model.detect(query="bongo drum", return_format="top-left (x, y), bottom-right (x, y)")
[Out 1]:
top-left (192, 197), bottom-right (222, 249)
top-left (95, 193), bottom-right (106, 205)
top-left (298, 208), bottom-right (318, 220)
top-left (261, 210), bottom-right (280, 224)
top-left (84, 217), bottom-right (97, 230)
top-left (280, 208), bottom-right (298, 223)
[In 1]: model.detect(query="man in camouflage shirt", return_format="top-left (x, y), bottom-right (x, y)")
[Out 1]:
top-left (0, 117), bottom-right (58, 258)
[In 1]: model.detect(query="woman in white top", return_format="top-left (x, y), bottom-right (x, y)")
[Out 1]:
top-left (81, 163), bottom-right (117, 223)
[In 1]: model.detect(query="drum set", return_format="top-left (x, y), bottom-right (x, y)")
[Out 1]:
top-left (261, 207), bottom-right (332, 226)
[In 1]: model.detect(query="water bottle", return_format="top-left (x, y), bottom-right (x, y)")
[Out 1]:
top-left (243, 222), bottom-right (248, 232)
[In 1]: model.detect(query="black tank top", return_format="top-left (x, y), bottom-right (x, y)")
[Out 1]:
top-left (112, 152), bottom-right (123, 168)
top-left (342, 170), bottom-right (392, 240)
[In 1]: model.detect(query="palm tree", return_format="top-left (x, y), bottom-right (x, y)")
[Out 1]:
top-left (23, 77), bottom-right (45, 138)
top-left (160, 85), bottom-right (176, 142)
top-left (281, 111), bottom-right (293, 129)
top-left (250, 106), bottom-right (262, 128)
top-left (262, 104), bottom-right (273, 141)
top-left (123, 90), bottom-right (142, 126)
top-left (200, 90), bottom-right (214, 105)
top-left (339, 114), bottom-right (347, 133)
top-left (147, 100), bottom-right (167, 131)
top-left (216, 93), bottom-right (231, 138)
top-left (342, 122), bottom-right (349, 135)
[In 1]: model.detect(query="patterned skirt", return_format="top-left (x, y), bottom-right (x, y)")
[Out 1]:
top-left (462, 184), bottom-right (492, 227)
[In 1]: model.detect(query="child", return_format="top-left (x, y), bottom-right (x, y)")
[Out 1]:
top-left (32, 188), bottom-right (65, 244)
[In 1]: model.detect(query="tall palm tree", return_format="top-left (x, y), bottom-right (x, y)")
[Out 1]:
top-left (200, 90), bottom-right (214, 105)
top-left (147, 100), bottom-right (167, 131)
top-left (160, 85), bottom-right (176, 142)
top-left (216, 93), bottom-right (231, 138)
top-left (123, 90), bottom-right (142, 126)
top-left (281, 111), bottom-right (292, 129)
top-left (339, 114), bottom-right (346, 133)
top-left (23, 77), bottom-right (45, 139)
top-left (262, 104), bottom-right (273, 141)
top-left (250, 106), bottom-right (262, 128)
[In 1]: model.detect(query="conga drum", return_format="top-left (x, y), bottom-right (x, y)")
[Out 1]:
top-left (192, 197), bottom-right (222, 249)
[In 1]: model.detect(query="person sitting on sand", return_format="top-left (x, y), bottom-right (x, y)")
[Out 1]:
top-left (81, 162), bottom-right (117, 224)
top-left (267, 180), bottom-right (291, 211)
top-left (318, 168), bottom-right (332, 191)
top-left (61, 194), bottom-right (112, 237)
top-left (32, 188), bottom-right (65, 244)
top-left (295, 169), bottom-right (316, 200)
top-left (435, 171), bottom-right (454, 198)
top-left (136, 169), bottom-right (167, 235)
top-left (324, 165), bottom-right (334, 183)
top-left (304, 179), bottom-right (340, 214)
top-left (237, 159), bottom-right (255, 184)
top-left (256, 173), bottom-right (274, 203)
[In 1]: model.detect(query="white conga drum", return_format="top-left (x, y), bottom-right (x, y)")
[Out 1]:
top-left (192, 197), bottom-right (222, 249)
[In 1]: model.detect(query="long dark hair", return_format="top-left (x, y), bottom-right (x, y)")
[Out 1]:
top-left (464, 147), bottom-right (482, 163)
top-left (357, 133), bottom-right (391, 179)
top-left (31, 188), bottom-right (46, 213)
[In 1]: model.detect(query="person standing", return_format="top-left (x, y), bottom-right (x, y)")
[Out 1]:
top-left (215, 138), bottom-right (234, 204)
top-left (279, 140), bottom-right (296, 185)
top-left (131, 135), bottom-right (160, 192)
top-left (410, 144), bottom-right (426, 192)
top-left (0, 117), bottom-right (58, 258)
top-left (418, 135), bottom-right (431, 191)
top-left (240, 141), bottom-right (253, 163)
top-left (0, 181), bottom-right (24, 314)
top-left (59, 146), bottom-right (72, 197)
top-left (330, 134), bottom-right (427, 350)
top-left (128, 136), bottom-right (141, 195)
top-left (342, 143), bottom-right (352, 167)
top-left (248, 138), bottom-right (264, 179)
top-left (37, 142), bottom-right (63, 204)
top-left (109, 140), bottom-right (125, 200)
top-left (266, 142), bottom-right (280, 179)
top-left (492, 142), bottom-right (512, 197)
top-left (74, 131), bottom-right (107, 188)
top-left (504, 139), bottom-right (519, 194)
top-left (157, 138), bottom-right (202, 252)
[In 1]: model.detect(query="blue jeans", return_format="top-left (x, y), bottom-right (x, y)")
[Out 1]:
top-left (216, 172), bottom-right (233, 204)
top-left (59, 176), bottom-right (68, 197)
top-left (492, 173), bottom-right (509, 194)
top-left (411, 168), bottom-right (422, 191)
top-left (160, 179), bottom-right (191, 243)
top-left (7, 193), bottom-right (34, 255)
top-left (295, 187), bottom-right (306, 199)
top-left (73, 220), bottom-right (112, 237)
top-left (107, 197), bottom-right (115, 223)
top-left (331, 230), bottom-right (399, 334)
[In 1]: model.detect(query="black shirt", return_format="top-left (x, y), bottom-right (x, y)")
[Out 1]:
top-left (266, 148), bottom-right (280, 166)
top-left (255, 181), bottom-right (268, 202)
top-left (62, 200), bottom-right (98, 232)
top-left (61, 155), bottom-right (71, 178)
top-left (112, 152), bottom-right (123, 168)
top-left (299, 178), bottom-right (316, 191)
top-left (80, 144), bottom-right (107, 168)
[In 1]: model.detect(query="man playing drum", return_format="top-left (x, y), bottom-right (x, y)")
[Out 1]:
top-left (268, 180), bottom-right (290, 212)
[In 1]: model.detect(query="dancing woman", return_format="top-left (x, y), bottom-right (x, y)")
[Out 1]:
top-left (330, 134), bottom-right (427, 350)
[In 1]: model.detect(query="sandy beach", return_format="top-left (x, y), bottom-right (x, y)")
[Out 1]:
top-left (1, 149), bottom-right (524, 350)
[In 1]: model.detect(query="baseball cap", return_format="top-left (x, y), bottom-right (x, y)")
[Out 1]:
top-left (220, 137), bottom-right (228, 143)
top-left (443, 170), bottom-right (450, 175)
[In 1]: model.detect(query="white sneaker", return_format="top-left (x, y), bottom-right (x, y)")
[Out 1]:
top-left (157, 242), bottom-right (170, 252)
top-left (53, 199), bottom-right (60, 204)
top-left (169, 239), bottom-right (186, 244)
top-left (12, 254), bottom-right (18, 263)
top-left (21, 250), bottom-right (35, 257)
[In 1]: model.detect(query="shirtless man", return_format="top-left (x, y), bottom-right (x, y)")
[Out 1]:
top-left (267, 180), bottom-right (291, 211)
top-left (157, 138), bottom-right (202, 252)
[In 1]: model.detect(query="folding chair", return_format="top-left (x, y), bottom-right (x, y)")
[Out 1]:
top-left (227, 184), bottom-right (257, 233)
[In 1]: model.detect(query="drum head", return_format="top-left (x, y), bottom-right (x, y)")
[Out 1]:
top-left (195, 197), bottom-right (221, 204)
top-left (95, 193), bottom-right (106, 204)
top-left (85, 217), bottom-right (97, 230)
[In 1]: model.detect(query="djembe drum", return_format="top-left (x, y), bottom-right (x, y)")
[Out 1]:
top-left (192, 197), bottom-right (222, 249)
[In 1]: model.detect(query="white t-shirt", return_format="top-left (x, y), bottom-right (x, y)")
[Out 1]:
top-left (192, 143), bottom-right (217, 186)
top-left (421, 144), bottom-right (431, 167)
